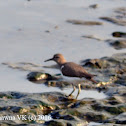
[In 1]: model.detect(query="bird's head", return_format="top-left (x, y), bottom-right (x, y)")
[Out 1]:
top-left (44, 53), bottom-right (66, 65)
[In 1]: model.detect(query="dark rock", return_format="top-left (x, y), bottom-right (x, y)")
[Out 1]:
top-left (0, 106), bottom-right (22, 113)
top-left (92, 103), bottom-right (126, 115)
top-left (44, 120), bottom-right (65, 126)
top-left (67, 123), bottom-right (72, 126)
top-left (0, 93), bottom-right (13, 99)
top-left (10, 92), bottom-right (26, 99)
top-left (106, 40), bottom-right (126, 50)
top-left (10, 106), bottom-right (22, 113)
top-left (89, 4), bottom-right (99, 9)
top-left (85, 112), bottom-right (107, 122)
top-left (51, 112), bottom-right (75, 120)
top-left (112, 32), bottom-right (126, 38)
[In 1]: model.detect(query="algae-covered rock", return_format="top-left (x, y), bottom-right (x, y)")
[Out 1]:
top-left (92, 103), bottom-right (126, 115)
top-left (0, 92), bottom-right (26, 100)
top-left (85, 112), bottom-right (107, 122)
top-left (82, 59), bottom-right (108, 69)
top-left (0, 93), bottom-right (13, 99)
top-left (27, 72), bottom-right (59, 82)
top-left (0, 90), bottom-right (125, 125)
top-left (82, 53), bottom-right (126, 70)
top-left (47, 81), bottom-right (71, 89)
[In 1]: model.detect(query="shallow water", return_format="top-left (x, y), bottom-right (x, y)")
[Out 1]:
top-left (0, 0), bottom-right (126, 99)
top-left (63, 88), bottom-right (107, 100)
top-left (89, 122), bottom-right (103, 126)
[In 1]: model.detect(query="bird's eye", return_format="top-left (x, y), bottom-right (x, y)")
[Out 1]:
top-left (55, 56), bottom-right (59, 58)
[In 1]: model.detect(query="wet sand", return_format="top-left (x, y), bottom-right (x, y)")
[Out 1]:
top-left (0, 0), bottom-right (126, 125)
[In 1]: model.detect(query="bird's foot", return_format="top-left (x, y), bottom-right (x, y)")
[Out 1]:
top-left (66, 94), bottom-right (73, 99)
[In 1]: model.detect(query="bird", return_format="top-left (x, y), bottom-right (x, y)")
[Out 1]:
top-left (44, 53), bottom-right (97, 99)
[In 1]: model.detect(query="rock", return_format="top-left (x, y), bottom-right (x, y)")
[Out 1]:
top-left (106, 86), bottom-right (126, 98)
top-left (82, 35), bottom-right (104, 41)
top-left (89, 4), bottom-right (99, 9)
top-left (92, 102), bottom-right (126, 115)
top-left (106, 40), bottom-right (126, 50)
top-left (115, 75), bottom-right (126, 86)
top-left (99, 7), bottom-right (126, 26)
top-left (47, 81), bottom-right (71, 89)
top-left (114, 7), bottom-right (126, 16)
top-left (82, 59), bottom-right (108, 69)
top-left (44, 120), bottom-right (65, 126)
top-left (0, 90), bottom-right (126, 125)
top-left (27, 72), bottom-right (59, 82)
top-left (81, 53), bottom-right (126, 88)
top-left (0, 92), bottom-right (25, 99)
top-left (112, 32), bottom-right (126, 38)
top-left (82, 53), bottom-right (126, 68)
top-left (0, 106), bottom-right (22, 113)
top-left (0, 93), bottom-right (13, 99)
top-left (105, 113), bottom-right (126, 124)
top-left (66, 19), bottom-right (103, 25)
top-left (100, 17), bottom-right (126, 26)
top-left (85, 112), bottom-right (107, 122)
top-left (2, 62), bottom-right (44, 72)
top-left (114, 113), bottom-right (126, 124)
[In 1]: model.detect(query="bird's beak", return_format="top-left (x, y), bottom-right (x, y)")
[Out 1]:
top-left (44, 58), bottom-right (53, 62)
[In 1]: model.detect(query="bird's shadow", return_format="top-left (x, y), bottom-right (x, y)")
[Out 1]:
top-left (43, 64), bottom-right (60, 69)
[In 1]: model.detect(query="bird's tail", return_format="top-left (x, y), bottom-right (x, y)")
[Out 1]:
top-left (90, 78), bottom-right (98, 84)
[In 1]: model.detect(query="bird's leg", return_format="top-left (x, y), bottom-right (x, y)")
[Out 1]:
top-left (68, 83), bottom-right (76, 97)
top-left (76, 84), bottom-right (81, 99)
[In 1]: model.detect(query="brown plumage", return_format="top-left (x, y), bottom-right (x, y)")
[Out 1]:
top-left (61, 62), bottom-right (96, 82)
top-left (44, 53), bottom-right (97, 99)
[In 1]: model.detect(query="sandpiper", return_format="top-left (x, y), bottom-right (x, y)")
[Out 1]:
top-left (44, 53), bottom-right (97, 99)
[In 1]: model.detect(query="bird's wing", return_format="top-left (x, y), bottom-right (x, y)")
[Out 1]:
top-left (62, 62), bottom-right (93, 78)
